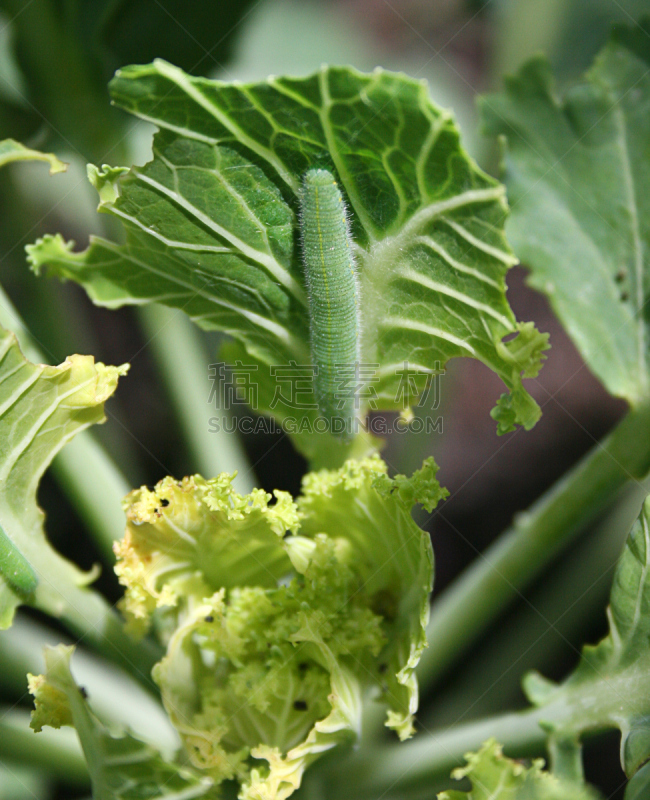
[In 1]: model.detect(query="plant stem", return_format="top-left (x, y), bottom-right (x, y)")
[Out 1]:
top-left (424, 481), bottom-right (648, 726)
top-left (139, 305), bottom-right (255, 492)
top-left (418, 400), bottom-right (650, 692)
top-left (0, 616), bottom-right (173, 748)
top-left (0, 708), bottom-right (88, 787)
top-left (0, 762), bottom-right (48, 799)
top-left (46, 583), bottom-right (162, 692)
top-left (339, 621), bottom-right (650, 795)
top-left (334, 707), bottom-right (547, 795)
top-left (51, 435), bottom-right (132, 562)
top-left (0, 285), bottom-right (132, 561)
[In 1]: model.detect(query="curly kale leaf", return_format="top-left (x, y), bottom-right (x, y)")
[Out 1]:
top-left (114, 456), bottom-right (444, 797)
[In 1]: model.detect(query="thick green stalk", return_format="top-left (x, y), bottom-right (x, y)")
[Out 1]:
top-left (0, 762), bottom-right (49, 800)
top-left (139, 305), bottom-right (255, 491)
top-left (0, 285), bottom-right (132, 559)
top-left (418, 400), bottom-right (650, 691)
top-left (334, 707), bottom-right (547, 796)
top-left (50, 435), bottom-right (131, 562)
top-left (0, 708), bottom-right (88, 787)
top-left (346, 635), bottom-right (650, 795)
top-left (424, 481), bottom-right (648, 726)
top-left (44, 580), bottom-right (162, 692)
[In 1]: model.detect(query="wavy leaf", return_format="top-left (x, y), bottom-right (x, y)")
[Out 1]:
top-left (480, 19), bottom-right (650, 403)
top-left (0, 139), bottom-right (67, 173)
top-left (299, 456), bottom-right (446, 740)
top-left (28, 62), bottom-right (547, 455)
top-left (438, 739), bottom-right (601, 799)
top-left (0, 324), bottom-right (126, 629)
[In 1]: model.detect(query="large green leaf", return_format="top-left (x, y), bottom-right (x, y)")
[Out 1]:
top-left (438, 739), bottom-right (601, 799)
top-left (28, 644), bottom-right (214, 800)
top-left (28, 62), bottom-right (548, 454)
top-left (480, 20), bottom-right (650, 403)
top-left (0, 324), bottom-right (126, 629)
top-left (523, 494), bottom-right (650, 784)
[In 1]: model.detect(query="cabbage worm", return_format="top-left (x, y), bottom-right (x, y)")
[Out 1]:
top-left (299, 168), bottom-right (360, 438)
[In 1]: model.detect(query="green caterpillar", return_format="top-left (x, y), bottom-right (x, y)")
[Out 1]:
top-left (299, 168), bottom-right (360, 439)
top-left (0, 523), bottom-right (37, 597)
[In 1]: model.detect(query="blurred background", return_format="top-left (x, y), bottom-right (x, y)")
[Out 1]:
top-left (1, 1), bottom-right (649, 797)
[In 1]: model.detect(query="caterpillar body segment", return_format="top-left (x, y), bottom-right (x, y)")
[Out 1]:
top-left (299, 168), bottom-right (360, 439)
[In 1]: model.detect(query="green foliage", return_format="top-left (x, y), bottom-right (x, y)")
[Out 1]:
top-left (523, 496), bottom-right (650, 781)
top-left (438, 739), bottom-right (601, 799)
top-left (625, 761), bottom-right (650, 800)
top-left (0, 324), bottom-right (126, 629)
top-left (113, 455), bottom-right (444, 797)
top-left (28, 644), bottom-right (214, 800)
top-left (2, 12), bottom-right (650, 800)
top-left (0, 139), bottom-right (67, 173)
top-left (373, 455), bottom-right (448, 512)
top-left (481, 19), bottom-right (650, 403)
top-left (27, 61), bottom-right (547, 458)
